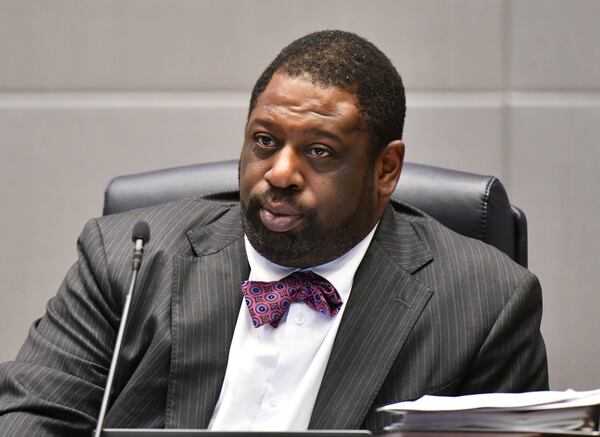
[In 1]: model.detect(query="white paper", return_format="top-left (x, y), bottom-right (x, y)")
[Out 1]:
top-left (378, 388), bottom-right (600, 413)
top-left (378, 389), bottom-right (600, 433)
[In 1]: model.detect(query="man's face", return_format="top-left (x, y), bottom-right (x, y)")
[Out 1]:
top-left (239, 73), bottom-right (384, 268)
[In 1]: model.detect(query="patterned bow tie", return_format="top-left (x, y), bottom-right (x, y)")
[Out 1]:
top-left (242, 271), bottom-right (343, 328)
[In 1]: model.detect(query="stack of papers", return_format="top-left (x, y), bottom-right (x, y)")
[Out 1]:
top-left (378, 389), bottom-right (600, 433)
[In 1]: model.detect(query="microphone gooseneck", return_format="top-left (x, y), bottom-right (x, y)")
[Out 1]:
top-left (94, 221), bottom-right (151, 437)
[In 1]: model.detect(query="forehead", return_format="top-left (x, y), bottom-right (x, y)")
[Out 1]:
top-left (249, 73), bottom-right (364, 134)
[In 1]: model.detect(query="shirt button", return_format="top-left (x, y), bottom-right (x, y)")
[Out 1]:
top-left (269, 396), bottom-right (278, 407)
top-left (296, 313), bottom-right (305, 325)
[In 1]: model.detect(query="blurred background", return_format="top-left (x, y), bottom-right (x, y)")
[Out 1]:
top-left (1, 0), bottom-right (599, 390)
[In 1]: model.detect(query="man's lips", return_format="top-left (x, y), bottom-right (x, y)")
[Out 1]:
top-left (259, 202), bottom-right (304, 232)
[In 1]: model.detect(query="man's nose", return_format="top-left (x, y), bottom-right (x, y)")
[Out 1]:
top-left (264, 146), bottom-right (304, 190)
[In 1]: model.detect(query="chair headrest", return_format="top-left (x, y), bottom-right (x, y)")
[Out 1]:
top-left (104, 160), bottom-right (526, 266)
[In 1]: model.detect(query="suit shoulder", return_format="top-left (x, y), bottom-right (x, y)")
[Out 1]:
top-left (89, 198), bottom-right (239, 253)
top-left (390, 201), bottom-right (532, 283)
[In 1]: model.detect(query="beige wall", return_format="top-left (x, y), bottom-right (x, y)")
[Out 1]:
top-left (1, 0), bottom-right (599, 390)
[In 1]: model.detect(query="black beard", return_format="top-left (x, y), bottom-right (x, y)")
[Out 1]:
top-left (240, 185), bottom-right (376, 268)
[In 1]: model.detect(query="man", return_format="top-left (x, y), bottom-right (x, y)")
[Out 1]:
top-left (0, 30), bottom-right (548, 435)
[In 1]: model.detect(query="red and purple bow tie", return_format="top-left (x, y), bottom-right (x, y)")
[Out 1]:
top-left (241, 271), bottom-right (343, 328)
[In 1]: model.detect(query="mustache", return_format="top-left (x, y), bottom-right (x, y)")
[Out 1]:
top-left (257, 187), bottom-right (298, 205)
top-left (247, 188), bottom-right (312, 215)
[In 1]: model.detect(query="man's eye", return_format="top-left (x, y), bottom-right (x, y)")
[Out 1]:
top-left (307, 146), bottom-right (332, 158)
top-left (255, 134), bottom-right (276, 148)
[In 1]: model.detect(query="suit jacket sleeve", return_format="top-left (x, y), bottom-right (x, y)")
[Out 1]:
top-left (0, 218), bottom-right (117, 436)
top-left (460, 271), bottom-right (548, 393)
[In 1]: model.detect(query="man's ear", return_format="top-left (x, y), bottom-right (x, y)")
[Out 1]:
top-left (376, 140), bottom-right (405, 197)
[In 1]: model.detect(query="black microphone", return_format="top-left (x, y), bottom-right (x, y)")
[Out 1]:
top-left (94, 221), bottom-right (150, 437)
top-left (132, 221), bottom-right (150, 271)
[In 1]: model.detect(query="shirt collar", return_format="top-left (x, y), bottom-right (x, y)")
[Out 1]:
top-left (244, 224), bottom-right (378, 301)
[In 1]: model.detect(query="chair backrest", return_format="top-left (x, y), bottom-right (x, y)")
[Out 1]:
top-left (104, 160), bottom-right (527, 267)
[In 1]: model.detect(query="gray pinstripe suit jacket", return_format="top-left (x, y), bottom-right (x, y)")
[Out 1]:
top-left (0, 198), bottom-right (548, 436)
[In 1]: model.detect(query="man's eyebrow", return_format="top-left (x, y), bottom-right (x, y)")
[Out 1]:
top-left (302, 128), bottom-right (343, 144)
top-left (248, 118), bottom-right (277, 130)
top-left (249, 118), bottom-right (344, 144)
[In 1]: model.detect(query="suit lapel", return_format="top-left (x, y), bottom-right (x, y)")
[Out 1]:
top-left (166, 205), bottom-right (249, 429)
top-left (164, 202), bottom-right (434, 429)
top-left (310, 204), bottom-right (434, 429)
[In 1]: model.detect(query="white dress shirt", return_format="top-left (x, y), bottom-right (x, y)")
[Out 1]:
top-left (208, 225), bottom-right (378, 430)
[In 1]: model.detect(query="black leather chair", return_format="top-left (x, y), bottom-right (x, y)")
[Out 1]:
top-left (103, 160), bottom-right (528, 267)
